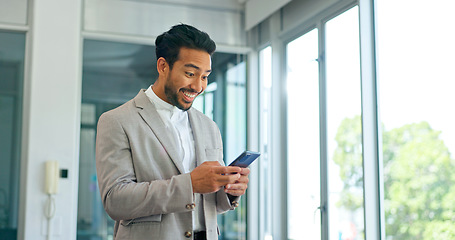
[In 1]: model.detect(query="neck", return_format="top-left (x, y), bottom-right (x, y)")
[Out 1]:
top-left (151, 82), bottom-right (167, 103)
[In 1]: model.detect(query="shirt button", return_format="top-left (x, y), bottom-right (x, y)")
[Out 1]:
top-left (184, 231), bottom-right (192, 238)
top-left (232, 201), bottom-right (239, 208)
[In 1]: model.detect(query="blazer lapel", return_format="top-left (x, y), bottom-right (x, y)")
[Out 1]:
top-left (133, 90), bottom-right (185, 174)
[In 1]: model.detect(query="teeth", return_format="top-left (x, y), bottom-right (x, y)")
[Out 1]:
top-left (183, 91), bottom-right (196, 98)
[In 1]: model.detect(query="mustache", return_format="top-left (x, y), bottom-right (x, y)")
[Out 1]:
top-left (181, 88), bottom-right (204, 95)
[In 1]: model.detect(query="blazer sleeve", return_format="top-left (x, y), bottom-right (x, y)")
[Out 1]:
top-left (216, 190), bottom-right (241, 214)
top-left (95, 111), bottom-right (194, 221)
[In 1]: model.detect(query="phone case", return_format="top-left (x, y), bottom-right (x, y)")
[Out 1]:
top-left (229, 151), bottom-right (261, 168)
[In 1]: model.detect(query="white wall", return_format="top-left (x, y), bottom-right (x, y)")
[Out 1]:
top-left (0, 0), bottom-right (28, 26)
top-left (282, 0), bottom-right (338, 32)
top-left (83, 0), bottom-right (248, 52)
top-left (245, 0), bottom-right (291, 30)
top-left (20, 0), bottom-right (82, 239)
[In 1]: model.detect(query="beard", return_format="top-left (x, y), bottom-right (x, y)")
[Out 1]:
top-left (164, 77), bottom-right (194, 111)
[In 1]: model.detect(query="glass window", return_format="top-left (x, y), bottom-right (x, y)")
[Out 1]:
top-left (78, 40), bottom-right (155, 240)
top-left (286, 29), bottom-right (321, 240)
top-left (325, 6), bottom-right (364, 240)
top-left (217, 55), bottom-right (248, 240)
top-left (193, 82), bottom-right (217, 120)
top-left (225, 61), bottom-right (247, 163)
top-left (0, 31), bottom-right (25, 240)
top-left (376, 1), bottom-right (455, 239)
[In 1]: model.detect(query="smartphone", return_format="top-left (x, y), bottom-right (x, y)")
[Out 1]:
top-left (229, 151), bottom-right (261, 168)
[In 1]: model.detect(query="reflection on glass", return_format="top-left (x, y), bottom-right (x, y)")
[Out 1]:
top-left (218, 59), bottom-right (247, 240)
top-left (78, 40), bottom-right (154, 240)
top-left (325, 6), bottom-right (364, 240)
top-left (286, 29), bottom-right (321, 240)
top-left (79, 39), bottom-right (248, 240)
top-left (0, 31), bottom-right (25, 240)
top-left (259, 46), bottom-right (273, 240)
top-left (225, 61), bottom-right (247, 164)
top-left (376, 1), bottom-right (455, 239)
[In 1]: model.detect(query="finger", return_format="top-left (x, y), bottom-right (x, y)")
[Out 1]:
top-left (214, 166), bottom-right (241, 175)
top-left (216, 173), bottom-right (241, 184)
top-left (225, 183), bottom-right (245, 190)
top-left (224, 183), bottom-right (247, 196)
top-left (224, 166), bottom-right (242, 174)
top-left (235, 175), bottom-right (249, 184)
top-left (239, 168), bottom-right (250, 176)
top-left (225, 189), bottom-right (244, 196)
top-left (202, 161), bottom-right (221, 166)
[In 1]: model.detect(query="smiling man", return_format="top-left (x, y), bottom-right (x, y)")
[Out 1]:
top-left (154, 46), bottom-right (211, 111)
top-left (95, 24), bottom-right (250, 240)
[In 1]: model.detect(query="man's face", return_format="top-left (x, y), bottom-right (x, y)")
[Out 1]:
top-left (164, 47), bottom-right (211, 111)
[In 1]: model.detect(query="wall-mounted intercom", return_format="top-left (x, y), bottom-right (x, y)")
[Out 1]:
top-left (44, 160), bottom-right (59, 240)
top-left (45, 160), bottom-right (59, 195)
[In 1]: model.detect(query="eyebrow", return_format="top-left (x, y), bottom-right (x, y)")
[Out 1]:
top-left (184, 63), bottom-right (212, 73)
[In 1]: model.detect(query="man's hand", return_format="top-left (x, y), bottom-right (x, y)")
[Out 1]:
top-left (190, 161), bottom-right (243, 194)
top-left (224, 167), bottom-right (250, 196)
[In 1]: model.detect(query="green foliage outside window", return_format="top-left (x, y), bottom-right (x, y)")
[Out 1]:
top-left (334, 116), bottom-right (455, 239)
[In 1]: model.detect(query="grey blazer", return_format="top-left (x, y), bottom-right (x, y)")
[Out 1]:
top-left (96, 90), bottom-right (238, 240)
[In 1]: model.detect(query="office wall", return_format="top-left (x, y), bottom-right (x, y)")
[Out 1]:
top-left (82, 0), bottom-right (247, 52)
top-left (0, 0), bottom-right (27, 26)
top-left (282, 0), bottom-right (338, 32)
top-left (20, 0), bottom-right (82, 239)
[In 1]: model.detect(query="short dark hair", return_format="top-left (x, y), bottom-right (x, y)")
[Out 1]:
top-left (155, 24), bottom-right (216, 69)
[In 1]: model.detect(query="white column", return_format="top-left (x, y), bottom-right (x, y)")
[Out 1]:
top-left (20, 0), bottom-right (82, 239)
top-left (358, 0), bottom-right (385, 239)
top-left (269, 11), bottom-right (288, 240)
top-left (247, 49), bottom-right (260, 240)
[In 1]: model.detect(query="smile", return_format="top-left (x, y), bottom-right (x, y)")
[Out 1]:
top-left (183, 91), bottom-right (197, 98)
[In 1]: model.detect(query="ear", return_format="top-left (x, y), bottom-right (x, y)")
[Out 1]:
top-left (157, 57), bottom-right (168, 74)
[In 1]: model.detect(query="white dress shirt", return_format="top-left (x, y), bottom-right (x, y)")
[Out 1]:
top-left (145, 86), bottom-right (205, 231)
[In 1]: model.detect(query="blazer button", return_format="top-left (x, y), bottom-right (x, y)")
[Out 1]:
top-left (232, 201), bottom-right (239, 208)
top-left (184, 231), bottom-right (192, 238)
top-left (186, 203), bottom-right (196, 210)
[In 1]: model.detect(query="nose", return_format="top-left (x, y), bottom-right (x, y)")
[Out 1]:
top-left (190, 77), bottom-right (205, 93)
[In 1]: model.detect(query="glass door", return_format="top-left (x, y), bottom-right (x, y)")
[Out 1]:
top-left (325, 6), bottom-right (364, 240)
top-left (77, 40), bottom-right (155, 240)
top-left (286, 28), bottom-right (321, 240)
top-left (0, 31), bottom-right (26, 240)
top-left (78, 39), bottom-right (248, 240)
top-left (285, 6), bottom-right (362, 240)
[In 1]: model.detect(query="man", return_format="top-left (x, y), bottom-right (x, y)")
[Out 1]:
top-left (95, 24), bottom-right (249, 240)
